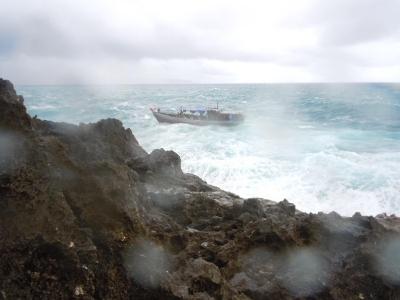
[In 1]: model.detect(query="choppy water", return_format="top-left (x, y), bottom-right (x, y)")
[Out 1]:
top-left (17, 83), bottom-right (400, 216)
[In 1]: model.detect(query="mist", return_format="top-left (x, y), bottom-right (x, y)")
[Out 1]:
top-left (1, 1), bottom-right (400, 298)
top-left (235, 246), bottom-right (330, 297)
top-left (123, 239), bottom-right (173, 288)
top-left (0, 130), bottom-right (25, 174)
top-left (374, 237), bottom-right (400, 284)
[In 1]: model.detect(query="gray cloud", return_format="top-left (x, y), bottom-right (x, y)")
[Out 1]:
top-left (3, 10), bottom-right (276, 63)
top-left (1, 0), bottom-right (400, 83)
top-left (308, 0), bottom-right (400, 46)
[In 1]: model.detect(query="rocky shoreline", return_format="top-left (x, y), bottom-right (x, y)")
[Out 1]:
top-left (1, 78), bottom-right (400, 299)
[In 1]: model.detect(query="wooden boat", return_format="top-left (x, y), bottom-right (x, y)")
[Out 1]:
top-left (150, 107), bottom-right (244, 126)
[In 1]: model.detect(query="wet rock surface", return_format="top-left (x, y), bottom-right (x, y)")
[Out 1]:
top-left (1, 78), bottom-right (400, 299)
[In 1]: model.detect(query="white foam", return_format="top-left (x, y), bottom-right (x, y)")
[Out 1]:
top-left (143, 123), bottom-right (400, 217)
top-left (20, 85), bottom-right (400, 217)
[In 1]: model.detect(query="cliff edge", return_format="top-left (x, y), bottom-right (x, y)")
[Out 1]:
top-left (1, 78), bottom-right (400, 299)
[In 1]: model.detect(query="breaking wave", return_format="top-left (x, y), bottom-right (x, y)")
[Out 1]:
top-left (19, 83), bottom-right (400, 216)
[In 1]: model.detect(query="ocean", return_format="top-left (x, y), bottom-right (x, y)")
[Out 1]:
top-left (17, 83), bottom-right (400, 216)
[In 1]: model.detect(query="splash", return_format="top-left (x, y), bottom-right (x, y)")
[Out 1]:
top-left (19, 83), bottom-right (400, 216)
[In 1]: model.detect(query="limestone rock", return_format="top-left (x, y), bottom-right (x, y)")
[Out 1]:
top-left (1, 78), bottom-right (400, 299)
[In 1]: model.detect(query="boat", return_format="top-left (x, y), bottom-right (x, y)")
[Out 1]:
top-left (150, 106), bottom-right (244, 126)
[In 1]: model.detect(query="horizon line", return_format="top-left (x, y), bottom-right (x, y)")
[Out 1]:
top-left (13, 81), bottom-right (400, 86)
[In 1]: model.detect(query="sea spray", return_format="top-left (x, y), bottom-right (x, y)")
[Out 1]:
top-left (19, 83), bottom-right (400, 216)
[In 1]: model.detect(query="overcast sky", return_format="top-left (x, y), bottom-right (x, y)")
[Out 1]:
top-left (1, 0), bottom-right (400, 84)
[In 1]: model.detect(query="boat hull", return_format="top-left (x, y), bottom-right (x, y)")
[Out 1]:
top-left (152, 111), bottom-right (242, 126)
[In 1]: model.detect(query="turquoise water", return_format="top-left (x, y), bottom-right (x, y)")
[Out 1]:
top-left (17, 84), bottom-right (400, 216)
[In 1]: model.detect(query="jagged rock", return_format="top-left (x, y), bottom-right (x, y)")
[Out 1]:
top-left (147, 148), bottom-right (183, 176)
top-left (242, 198), bottom-right (265, 217)
top-left (188, 258), bottom-right (222, 284)
top-left (1, 78), bottom-right (400, 299)
top-left (0, 79), bottom-right (32, 130)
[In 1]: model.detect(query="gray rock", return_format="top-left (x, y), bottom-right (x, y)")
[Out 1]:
top-left (1, 78), bottom-right (400, 300)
